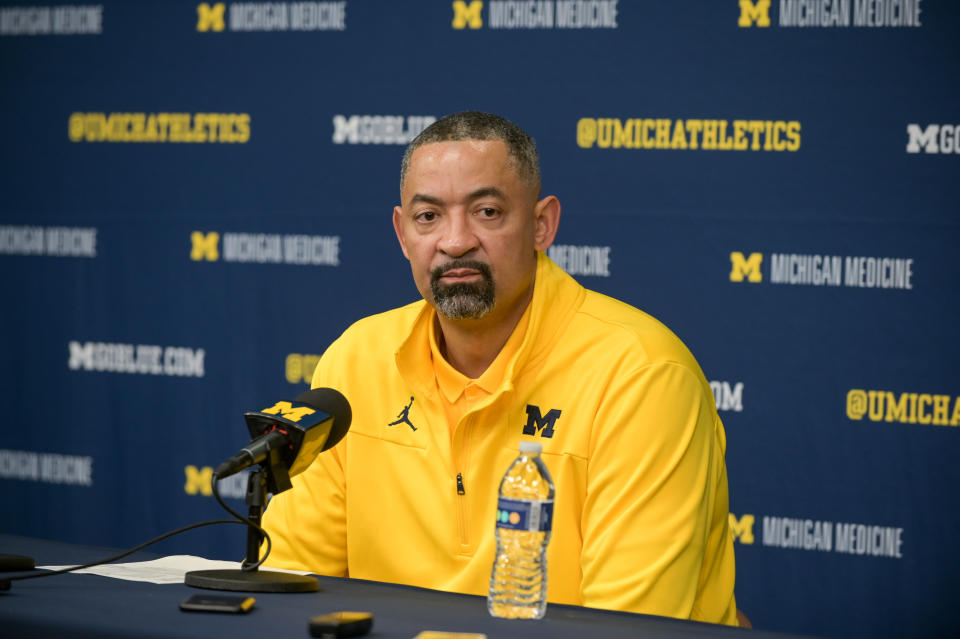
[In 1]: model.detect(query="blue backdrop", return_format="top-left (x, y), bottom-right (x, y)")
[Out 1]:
top-left (2, 1), bottom-right (958, 637)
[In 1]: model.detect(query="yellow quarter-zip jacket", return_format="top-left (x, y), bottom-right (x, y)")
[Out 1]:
top-left (262, 252), bottom-right (738, 625)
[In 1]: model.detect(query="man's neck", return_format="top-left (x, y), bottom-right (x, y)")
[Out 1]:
top-left (435, 290), bottom-right (532, 379)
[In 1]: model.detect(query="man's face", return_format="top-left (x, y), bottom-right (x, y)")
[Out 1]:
top-left (393, 140), bottom-right (552, 325)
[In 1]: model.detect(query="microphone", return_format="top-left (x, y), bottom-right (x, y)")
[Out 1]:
top-left (185, 388), bottom-right (352, 594)
top-left (215, 388), bottom-right (352, 481)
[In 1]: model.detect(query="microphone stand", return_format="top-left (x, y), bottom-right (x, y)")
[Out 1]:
top-left (184, 453), bottom-right (319, 593)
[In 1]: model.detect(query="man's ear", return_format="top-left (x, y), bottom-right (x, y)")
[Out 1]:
top-left (393, 206), bottom-right (410, 259)
top-left (533, 195), bottom-right (561, 251)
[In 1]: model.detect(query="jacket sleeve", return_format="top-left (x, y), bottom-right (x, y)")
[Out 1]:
top-left (260, 343), bottom-right (349, 577)
top-left (579, 360), bottom-right (736, 623)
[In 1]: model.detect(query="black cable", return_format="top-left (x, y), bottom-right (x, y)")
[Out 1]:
top-left (209, 470), bottom-right (272, 571)
top-left (2, 518), bottom-right (243, 583)
top-left (2, 470), bottom-right (275, 584)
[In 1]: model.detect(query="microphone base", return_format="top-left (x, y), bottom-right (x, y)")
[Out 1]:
top-left (184, 568), bottom-right (319, 593)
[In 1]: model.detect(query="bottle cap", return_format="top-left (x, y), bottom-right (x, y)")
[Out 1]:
top-left (518, 441), bottom-right (542, 454)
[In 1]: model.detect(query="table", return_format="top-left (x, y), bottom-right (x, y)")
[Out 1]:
top-left (0, 534), bottom-right (813, 639)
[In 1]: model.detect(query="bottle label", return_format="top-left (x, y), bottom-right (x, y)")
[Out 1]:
top-left (495, 497), bottom-right (554, 532)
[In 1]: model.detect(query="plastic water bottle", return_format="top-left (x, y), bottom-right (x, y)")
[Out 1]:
top-left (487, 441), bottom-right (555, 619)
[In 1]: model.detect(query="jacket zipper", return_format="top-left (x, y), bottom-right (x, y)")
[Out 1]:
top-left (454, 415), bottom-right (474, 550)
top-left (455, 471), bottom-right (469, 551)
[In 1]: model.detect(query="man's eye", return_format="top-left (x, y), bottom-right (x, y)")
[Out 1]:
top-left (416, 211), bottom-right (437, 222)
top-left (478, 208), bottom-right (499, 218)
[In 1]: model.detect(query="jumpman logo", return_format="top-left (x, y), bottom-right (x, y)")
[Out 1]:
top-left (388, 396), bottom-right (417, 431)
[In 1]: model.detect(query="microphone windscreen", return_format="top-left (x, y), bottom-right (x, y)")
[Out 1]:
top-left (295, 387), bottom-right (352, 451)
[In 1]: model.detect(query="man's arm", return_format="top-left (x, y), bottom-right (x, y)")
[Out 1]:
top-left (259, 442), bottom-right (348, 576)
top-left (580, 360), bottom-right (736, 624)
top-left (260, 346), bottom-right (350, 576)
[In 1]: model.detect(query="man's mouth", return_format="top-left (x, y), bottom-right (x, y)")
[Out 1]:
top-left (440, 268), bottom-right (482, 281)
top-left (430, 259), bottom-right (493, 289)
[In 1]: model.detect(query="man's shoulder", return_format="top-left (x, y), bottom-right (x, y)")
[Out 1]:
top-left (336, 300), bottom-right (426, 345)
top-left (571, 288), bottom-right (702, 372)
top-left (310, 301), bottom-right (426, 389)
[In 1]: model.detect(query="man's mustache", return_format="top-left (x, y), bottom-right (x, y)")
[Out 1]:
top-left (430, 259), bottom-right (493, 284)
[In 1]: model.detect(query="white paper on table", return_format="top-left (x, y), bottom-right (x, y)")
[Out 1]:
top-left (37, 555), bottom-right (312, 585)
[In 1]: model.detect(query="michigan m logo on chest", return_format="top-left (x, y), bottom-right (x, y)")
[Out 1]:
top-left (522, 404), bottom-right (561, 438)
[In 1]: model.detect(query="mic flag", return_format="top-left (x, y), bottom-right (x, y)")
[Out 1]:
top-left (214, 388), bottom-right (351, 493)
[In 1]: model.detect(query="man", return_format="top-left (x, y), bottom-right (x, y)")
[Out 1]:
top-left (261, 111), bottom-right (738, 625)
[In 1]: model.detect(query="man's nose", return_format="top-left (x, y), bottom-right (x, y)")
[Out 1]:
top-left (438, 213), bottom-right (479, 257)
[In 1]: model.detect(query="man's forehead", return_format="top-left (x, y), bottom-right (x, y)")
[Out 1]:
top-left (403, 139), bottom-right (525, 194)
top-left (401, 138), bottom-right (539, 204)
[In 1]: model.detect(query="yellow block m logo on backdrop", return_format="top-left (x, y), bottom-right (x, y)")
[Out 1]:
top-left (738, 0), bottom-right (771, 27)
top-left (184, 465), bottom-right (213, 496)
top-left (190, 231), bottom-right (220, 261)
top-left (729, 252), bottom-right (763, 282)
top-left (729, 513), bottom-right (756, 544)
top-left (452, 1), bottom-right (483, 29)
top-left (197, 3), bottom-right (226, 32)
